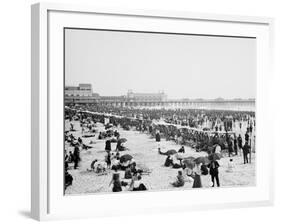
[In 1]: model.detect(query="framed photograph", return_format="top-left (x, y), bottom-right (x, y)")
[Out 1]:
top-left (31, 2), bottom-right (274, 221)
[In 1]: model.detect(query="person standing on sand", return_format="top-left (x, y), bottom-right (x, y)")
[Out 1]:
top-left (242, 141), bottom-right (250, 164)
top-left (109, 166), bottom-right (123, 192)
top-left (192, 164), bottom-right (202, 188)
top-left (73, 146), bottom-right (80, 169)
top-left (155, 130), bottom-right (161, 149)
top-left (208, 159), bottom-right (220, 187)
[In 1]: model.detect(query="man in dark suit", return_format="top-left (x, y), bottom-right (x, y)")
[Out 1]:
top-left (208, 160), bottom-right (220, 187)
top-left (242, 142), bottom-right (250, 164)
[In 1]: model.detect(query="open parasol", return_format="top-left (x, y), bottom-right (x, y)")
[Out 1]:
top-left (208, 153), bottom-right (222, 161)
top-left (120, 154), bottom-right (133, 163)
top-left (194, 156), bottom-right (210, 165)
top-left (182, 159), bottom-right (195, 169)
top-left (118, 138), bottom-right (127, 143)
top-left (166, 149), bottom-right (177, 155)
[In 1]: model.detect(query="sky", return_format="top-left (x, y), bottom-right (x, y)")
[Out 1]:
top-left (65, 28), bottom-right (256, 99)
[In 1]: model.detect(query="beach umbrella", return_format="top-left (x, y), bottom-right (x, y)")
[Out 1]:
top-left (166, 149), bottom-right (177, 155)
top-left (118, 138), bottom-right (127, 143)
top-left (182, 159), bottom-right (195, 169)
top-left (208, 153), bottom-right (222, 161)
top-left (120, 154), bottom-right (133, 163)
top-left (194, 156), bottom-right (210, 165)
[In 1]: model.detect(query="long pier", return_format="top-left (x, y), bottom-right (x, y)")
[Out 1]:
top-left (65, 98), bottom-right (255, 111)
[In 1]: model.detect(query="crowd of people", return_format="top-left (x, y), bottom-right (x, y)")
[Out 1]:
top-left (64, 103), bottom-right (255, 191)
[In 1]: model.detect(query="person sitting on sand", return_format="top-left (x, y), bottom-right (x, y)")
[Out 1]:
top-left (164, 155), bottom-right (173, 167)
top-left (178, 146), bottom-right (185, 153)
top-left (171, 155), bottom-right (182, 169)
top-left (90, 159), bottom-right (98, 171)
top-left (128, 162), bottom-right (137, 174)
top-left (98, 132), bottom-right (103, 140)
top-left (171, 170), bottom-right (185, 187)
top-left (78, 137), bottom-right (82, 145)
top-left (132, 175), bottom-right (147, 191)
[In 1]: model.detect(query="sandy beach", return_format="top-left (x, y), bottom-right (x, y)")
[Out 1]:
top-left (65, 119), bottom-right (255, 195)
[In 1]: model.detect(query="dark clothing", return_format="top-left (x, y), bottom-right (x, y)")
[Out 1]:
top-left (178, 147), bottom-right (185, 153)
top-left (124, 169), bottom-right (132, 179)
top-left (200, 164), bottom-right (209, 175)
top-left (245, 133), bottom-right (249, 143)
top-left (112, 181), bottom-right (122, 192)
top-left (242, 144), bottom-right (250, 164)
top-left (156, 133), bottom-right (161, 142)
top-left (164, 156), bottom-right (173, 167)
top-left (73, 147), bottom-right (80, 169)
top-left (133, 183), bottom-right (147, 191)
top-left (242, 144), bottom-right (250, 154)
top-left (65, 172), bottom-right (73, 189)
top-left (228, 140), bottom-right (233, 157)
top-left (211, 173), bottom-right (220, 187)
top-left (112, 173), bottom-right (122, 192)
top-left (238, 136), bottom-right (243, 148)
top-left (243, 152), bottom-right (249, 164)
top-left (105, 140), bottom-right (111, 151)
top-left (105, 153), bottom-right (111, 167)
top-left (208, 161), bottom-right (220, 175)
top-left (192, 173), bottom-right (202, 188)
top-left (172, 163), bottom-right (182, 169)
top-left (208, 161), bottom-right (220, 187)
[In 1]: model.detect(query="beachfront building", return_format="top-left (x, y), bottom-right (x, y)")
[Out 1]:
top-left (65, 83), bottom-right (100, 103)
top-left (127, 90), bottom-right (167, 102)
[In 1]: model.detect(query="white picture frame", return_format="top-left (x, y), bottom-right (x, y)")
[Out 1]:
top-left (31, 2), bottom-right (274, 221)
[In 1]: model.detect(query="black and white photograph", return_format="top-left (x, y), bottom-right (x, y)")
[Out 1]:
top-left (64, 28), bottom-right (256, 195)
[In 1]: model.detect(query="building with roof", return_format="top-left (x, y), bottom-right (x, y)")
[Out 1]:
top-left (126, 90), bottom-right (167, 102)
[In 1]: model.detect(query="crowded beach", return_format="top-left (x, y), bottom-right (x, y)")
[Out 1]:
top-left (64, 105), bottom-right (255, 194)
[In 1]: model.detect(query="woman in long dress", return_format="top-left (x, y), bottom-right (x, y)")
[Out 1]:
top-left (109, 168), bottom-right (122, 192)
top-left (192, 163), bottom-right (202, 188)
